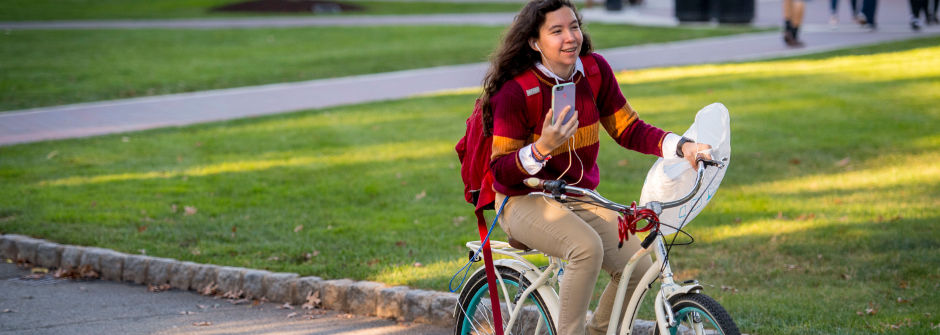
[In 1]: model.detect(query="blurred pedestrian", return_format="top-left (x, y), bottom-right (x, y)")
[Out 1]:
top-left (910, 0), bottom-right (928, 30)
top-left (929, 0), bottom-right (939, 24)
top-left (859, 0), bottom-right (878, 29)
top-left (829, 0), bottom-right (863, 25)
top-left (783, 0), bottom-right (806, 47)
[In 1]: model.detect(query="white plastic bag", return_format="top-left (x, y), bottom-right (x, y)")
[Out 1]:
top-left (639, 103), bottom-right (731, 235)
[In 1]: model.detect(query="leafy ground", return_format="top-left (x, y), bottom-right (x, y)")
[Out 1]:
top-left (0, 23), bottom-right (758, 111)
top-left (0, 0), bottom-right (526, 21)
top-left (1, 37), bottom-right (938, 333)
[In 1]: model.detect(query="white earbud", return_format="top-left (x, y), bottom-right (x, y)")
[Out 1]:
top-left (534, 42), bottom-right (542, 52)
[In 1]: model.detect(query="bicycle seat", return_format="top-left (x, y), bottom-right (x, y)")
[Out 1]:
top-left (508, 237), bottom-right (532, 251)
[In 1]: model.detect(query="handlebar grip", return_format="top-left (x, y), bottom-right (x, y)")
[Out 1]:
top-left (522, 178), bottom-right (567, 195)
top-left (640, 231), bottom-right (658, 249)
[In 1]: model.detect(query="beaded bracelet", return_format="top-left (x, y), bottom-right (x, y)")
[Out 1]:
top-left (531, 144), bottom-right (552, 162)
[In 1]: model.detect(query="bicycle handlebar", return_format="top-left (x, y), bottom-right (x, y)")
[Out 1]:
top-left (523, 158), bottom-right (725, 214)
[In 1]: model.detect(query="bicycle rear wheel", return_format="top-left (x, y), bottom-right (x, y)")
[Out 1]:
top-left (653, 293), bottom-right (740, 335)
top-left (454, 265), bottom-right (556, 335)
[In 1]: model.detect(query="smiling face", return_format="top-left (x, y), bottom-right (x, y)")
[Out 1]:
top-left (531, 6), bottom-right (583, 78)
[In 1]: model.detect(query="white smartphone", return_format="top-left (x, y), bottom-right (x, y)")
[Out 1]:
top-left (551, 82), bottom-right (576, 125)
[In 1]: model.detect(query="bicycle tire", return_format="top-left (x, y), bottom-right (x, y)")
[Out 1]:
top-left (454, 265), bottom-right (556, 335)
top-left (653, 293), bottom-right (740, 335)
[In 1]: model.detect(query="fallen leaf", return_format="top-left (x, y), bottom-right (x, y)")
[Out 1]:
top-left (192, 321), bottom-right (212, 326)
top-left (148, 283), bottom-right (171, 292)
top-left (302, 291), bottom-right (321, 310)
top-left (31, 267), bottom-right (49, 274)
top-left (789, 158), bottom-right (801, 165)
top-left (190, 248), bottom-right (201, 256)
top-left (78, 264), bottom-right (99, 279)
top-left (865, 302), bottom-right (878, 315)
top-left (184, 206), bottom-right (197, 216)
top-left (229, 298), bottom-right (249, 305)
top-left (222, 289), bottom-right (244, 299)
top-left (898, 280), bottom-right (909, 289)
top-left (617, 159), bottom-right (629, 167)
top-left (267, 255), bottom-right (280, 261)
top-left (367, 258), bottom-right (380, 266)
top-left (137, 225), bottom-right (148, 233)
top-left (395, 241), bottom-right (407, 247)
top-left (278, 303), bottom-right (294, 310)
top-left (199, 283), bottom-right (218, 296)
top-left (197, 304), bottom-right (209, 310)
top-left (46, 150), bottom-right (59, 159)
top-left (835, 157), bottom-right (850, 167)
top-left (1, 309), bottom-right (11, 313)
top-left (179, 311), bottom-right (195, 315)
top-left (841, 273), bottom-right (852, 280)
top-left (338, 313), bottom-right (354, 319)
top-left (896, 297), bottom-right (910, 304)
top-left (785, 264), bottom-right (800, 271)
top-left (287, 312), bottom-right (298, 318)
top-left (833, 198), bottom-right (843, 205)
top-left (413, 262), bottom-right (423, 268)
top-left (415, 190), bottom-right (427, 200)
top-left (122, 137), bottom-right (130, 143)
top-left (251, 299), bottom-right (261, 307)
top-left (294, 225), bottom-right (303, 233)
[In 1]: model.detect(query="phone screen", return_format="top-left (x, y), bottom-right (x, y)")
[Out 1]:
top-left (551, 83), bottom-right (576, 125)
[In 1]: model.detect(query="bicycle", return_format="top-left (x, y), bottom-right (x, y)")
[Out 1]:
top-left (453, 158), bottom-right (739, 335)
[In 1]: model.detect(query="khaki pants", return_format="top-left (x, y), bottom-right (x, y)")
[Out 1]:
top-left (495, 193), bottom-right (652, 335)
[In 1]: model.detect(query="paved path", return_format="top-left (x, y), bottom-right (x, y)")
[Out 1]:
top-left (0, 263), bottom-right (448, 335)
top-left (0, 0), bottom-right (936, 147)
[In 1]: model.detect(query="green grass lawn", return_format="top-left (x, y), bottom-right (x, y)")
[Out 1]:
top-left (2, 36), bottom-right (939, 333)
top-left (0, 24), bottom-right (758, 111)
top-left (0, 0), bottom-right (526, 21)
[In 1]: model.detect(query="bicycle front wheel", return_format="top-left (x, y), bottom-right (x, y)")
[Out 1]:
top-left (653, 293), bottom-right (740, 335)
top-left (454, 265), bottom-right (556, 335)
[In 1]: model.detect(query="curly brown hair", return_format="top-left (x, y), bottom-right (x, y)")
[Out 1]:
top-left (480, 0), bottom-right (593, 136)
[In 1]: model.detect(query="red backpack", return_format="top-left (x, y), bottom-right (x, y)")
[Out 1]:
top-left (456, 54), bottom-right (603, 218)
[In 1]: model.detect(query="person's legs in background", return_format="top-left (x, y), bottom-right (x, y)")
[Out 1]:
top-left (910, 0), bottom-right (928, 30)
top-left (930, 0), bottom-right (939, 24)
top-left (783, 0), bottom-right (806, 47)
top-left (860, 0), bottom-right (878, 29)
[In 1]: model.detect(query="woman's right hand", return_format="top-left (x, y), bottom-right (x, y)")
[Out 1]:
top-left (534, 106), bottom-right (578, 156)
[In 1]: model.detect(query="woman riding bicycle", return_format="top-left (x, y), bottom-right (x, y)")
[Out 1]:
top-left (481, 1), bottom-right (710, 334)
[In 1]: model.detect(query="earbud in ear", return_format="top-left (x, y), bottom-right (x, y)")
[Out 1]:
top-left (535, 42), bottom-right (542, 52)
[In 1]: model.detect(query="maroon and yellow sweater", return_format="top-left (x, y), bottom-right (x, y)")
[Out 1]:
top-left (490, 53), bottom-right (667, 197)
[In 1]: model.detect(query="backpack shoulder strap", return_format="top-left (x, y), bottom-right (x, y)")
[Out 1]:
top-left (580, 54), bottom-right (603, 99)
top-left (513, 69), bottom-right (542, 121)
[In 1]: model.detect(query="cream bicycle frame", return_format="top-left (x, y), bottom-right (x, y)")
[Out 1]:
top-left (462, 160), bottom-right (722, 335)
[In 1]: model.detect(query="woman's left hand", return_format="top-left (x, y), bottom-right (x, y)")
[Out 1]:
top-left (681, 142), bottom-right (713, 169)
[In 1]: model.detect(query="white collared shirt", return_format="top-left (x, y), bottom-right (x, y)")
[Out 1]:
top-left (534, 57), bottom-right (585, 83)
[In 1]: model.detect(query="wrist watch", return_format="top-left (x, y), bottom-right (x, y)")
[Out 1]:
top-left (676, 137), bottom-right (694, 158)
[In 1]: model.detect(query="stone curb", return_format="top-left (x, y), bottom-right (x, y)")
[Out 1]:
top-left (0, 234), bottom-right (457, 328)
top-left (0, 234), bottom-right (664, 332)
